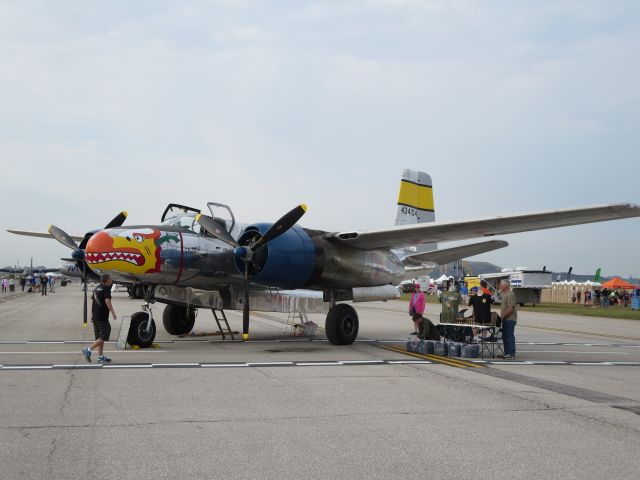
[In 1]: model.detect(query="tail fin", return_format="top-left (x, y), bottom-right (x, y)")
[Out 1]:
top-left (395, 169), bottom-right (435, 226)
top-left (395, 169), bottom-right (437, 254)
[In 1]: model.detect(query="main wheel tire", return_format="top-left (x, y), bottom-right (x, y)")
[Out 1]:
top-left (128, 285), bottom-right (145, 299)
top-left (162, 304), bottom-right (196, 336)
top-left (325, 304), bottom-right (359, 345)
top-left (127, 312), bottom-right (156, 348)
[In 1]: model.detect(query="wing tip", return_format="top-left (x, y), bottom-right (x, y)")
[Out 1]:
top-left (611, 202), bottom-right (640, 217)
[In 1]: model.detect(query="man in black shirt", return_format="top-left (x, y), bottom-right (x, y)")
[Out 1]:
top-left (469, 287), bottom-right (493, 322)
top-left (82, 274), bottom-right (117, 363)
top-left (469, 285), bottom-right (494, 339)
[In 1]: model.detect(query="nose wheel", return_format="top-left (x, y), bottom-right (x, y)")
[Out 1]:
top-left (127, 304), bottom-right (157, 348)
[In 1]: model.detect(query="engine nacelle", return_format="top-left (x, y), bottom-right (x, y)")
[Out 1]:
top-left (235, 224), bottom-right (317, 289)
top-left (234, 224), bottom-right (406, 291)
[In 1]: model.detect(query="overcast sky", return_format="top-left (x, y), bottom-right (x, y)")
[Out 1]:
top-left (1, 1), bottom-right (638, 276)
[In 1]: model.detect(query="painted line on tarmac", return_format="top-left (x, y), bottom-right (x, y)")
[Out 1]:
top-left (201, 363), bottom-right (249, 368)
top-left (1, 359), bottom-right (639, 371)
top-left (519, 325), bottom-right (640, 342)
top-left (296, 362), bottom-right (342, 366)
top-left (515, 351), bottom-right (629, 355)
top-left (487, 361), bottom-right (640, 366)
top-left (0, 359), bottom-right (429, 371)
top-left (377, 346), bottom-right (640, 367)
top-left (246, 361), bottom-right (295, 366)
top-left (3, 339), bottom-right (639, 348)
top-left (516, 342), bottom-right (640, 347)
top-left (378, 345), bottom-right (483, 369)
top-left (0, 350), bottom-right (168, 355)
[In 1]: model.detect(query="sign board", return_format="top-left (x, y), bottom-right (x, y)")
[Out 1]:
top-left (116, 315), bottom-right (131, 350)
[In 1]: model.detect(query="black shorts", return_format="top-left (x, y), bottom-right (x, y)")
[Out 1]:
top-left (93, 319), bottom-right (111, 341)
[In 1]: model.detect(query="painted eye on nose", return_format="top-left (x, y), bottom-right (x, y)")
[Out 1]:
top-left (133, 234), bottom-right (143, 243)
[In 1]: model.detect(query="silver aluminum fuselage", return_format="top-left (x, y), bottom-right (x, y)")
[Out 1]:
top-left (85, 225), bottom-right (405, 292)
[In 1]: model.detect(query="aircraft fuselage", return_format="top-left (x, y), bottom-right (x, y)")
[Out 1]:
top-left (84, 224), bottom-right (405, 293)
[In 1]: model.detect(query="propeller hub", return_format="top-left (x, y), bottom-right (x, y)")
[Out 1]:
top-left (234, 246), bottom-right (248, 259)
top-left (71, 249), bottom-right (85, 261)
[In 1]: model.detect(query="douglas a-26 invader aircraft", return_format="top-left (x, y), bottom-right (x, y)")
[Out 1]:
top-left (8, 170), bottom-right (640, 347)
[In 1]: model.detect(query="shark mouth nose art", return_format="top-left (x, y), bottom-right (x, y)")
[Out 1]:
top-left (85, 251), bottom-right (145, 266)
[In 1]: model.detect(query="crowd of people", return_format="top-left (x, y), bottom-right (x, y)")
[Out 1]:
top-left (408, 278), bottom-right (518, 359)
top-left (572, 287), bottom-right (638, 308)
top-left (0, 274), bottom-right (60, 295)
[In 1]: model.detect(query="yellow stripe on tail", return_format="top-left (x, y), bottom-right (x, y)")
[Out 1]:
top-left (397, 180), bottom-right (434, 212)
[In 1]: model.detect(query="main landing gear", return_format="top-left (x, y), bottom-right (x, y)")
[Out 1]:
top-left (162, 304), bottom-right (196, 336)
top-left (126, 303), bottom-right (197, 348)
top-left (325, 304), bottom-right (359, 345)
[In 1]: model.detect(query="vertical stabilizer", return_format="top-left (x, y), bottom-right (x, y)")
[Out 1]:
top-left (395, 169), bottom-right (435, 225)
top-left (395, 169), bottom-right (437, 255)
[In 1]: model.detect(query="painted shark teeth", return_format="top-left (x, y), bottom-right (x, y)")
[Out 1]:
top-left (85, 251), bottom-right (145, 266)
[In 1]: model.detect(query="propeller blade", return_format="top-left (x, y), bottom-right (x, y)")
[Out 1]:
top-left (195, 214), bottom-right (239, 247)
top-left (48, 225), bottom-right (79, 250)
top-left (82, 266), bottom-right (88, 327)
top-left (251, 204), bottom-right (307, 251)
top-left (104, 211), bottom-right (128, 229)
top-left (242, 263), bottom-right (250, 340)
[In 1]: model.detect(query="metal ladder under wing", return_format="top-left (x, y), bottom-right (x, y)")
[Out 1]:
top-left (211, 309), bottom-right (235, 340)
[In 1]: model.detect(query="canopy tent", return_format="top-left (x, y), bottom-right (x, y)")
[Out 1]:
top-left (601, 277), bottom-right (638, 290)
top-left (435, 274), bottom-right (452, 283)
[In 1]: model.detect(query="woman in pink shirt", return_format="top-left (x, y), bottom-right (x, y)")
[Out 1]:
top-left (409, 284), bottom-right (426, 335)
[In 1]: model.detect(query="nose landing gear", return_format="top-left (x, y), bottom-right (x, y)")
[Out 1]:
top-left (127, 302), bottom-right (157, 348)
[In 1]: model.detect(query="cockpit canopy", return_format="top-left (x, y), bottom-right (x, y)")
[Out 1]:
top-left (160, 204), bottom-right (202, 233)
top-left (161, 203), bottom-right (201, 223)
top-left (159, 203), bottom-right (237, 237)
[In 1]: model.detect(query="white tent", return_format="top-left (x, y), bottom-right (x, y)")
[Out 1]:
top-left (435, 274), bottom-right (450, 283)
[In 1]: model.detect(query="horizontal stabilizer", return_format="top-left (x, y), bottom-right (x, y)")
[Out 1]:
top-left (332, 203), bottom-right (640, 250)
top-left (403, 240), bottom-right (508, 267)
top-left (6, 229), bottom-right (85, 242)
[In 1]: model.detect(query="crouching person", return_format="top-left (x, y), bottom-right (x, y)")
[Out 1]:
top-left (418, 316), bottom-right (441, 341)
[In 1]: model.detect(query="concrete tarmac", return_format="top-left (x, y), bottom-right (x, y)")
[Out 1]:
top-left (1, 284), bottom-right (640, 479)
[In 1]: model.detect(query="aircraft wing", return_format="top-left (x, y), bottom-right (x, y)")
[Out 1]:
top-left (6, 229), bottom-right (85, 242)
top-left (402, 240), bottom-right (509, 266)
top-left (331, 203), bottom-right (640, 250)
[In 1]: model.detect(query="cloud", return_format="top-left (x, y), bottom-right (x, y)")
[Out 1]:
top-left (0, 1), bottom-right (638, 274)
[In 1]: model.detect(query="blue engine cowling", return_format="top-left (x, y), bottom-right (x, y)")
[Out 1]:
top-left (234, 224), bottom-right (316, 289)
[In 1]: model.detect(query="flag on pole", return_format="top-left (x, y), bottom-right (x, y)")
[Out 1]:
top-left (594, 268), bottom-right (602, 282)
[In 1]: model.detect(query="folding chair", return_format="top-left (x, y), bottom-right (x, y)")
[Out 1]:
top-left (479, 312), bottom-right (504, 359)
